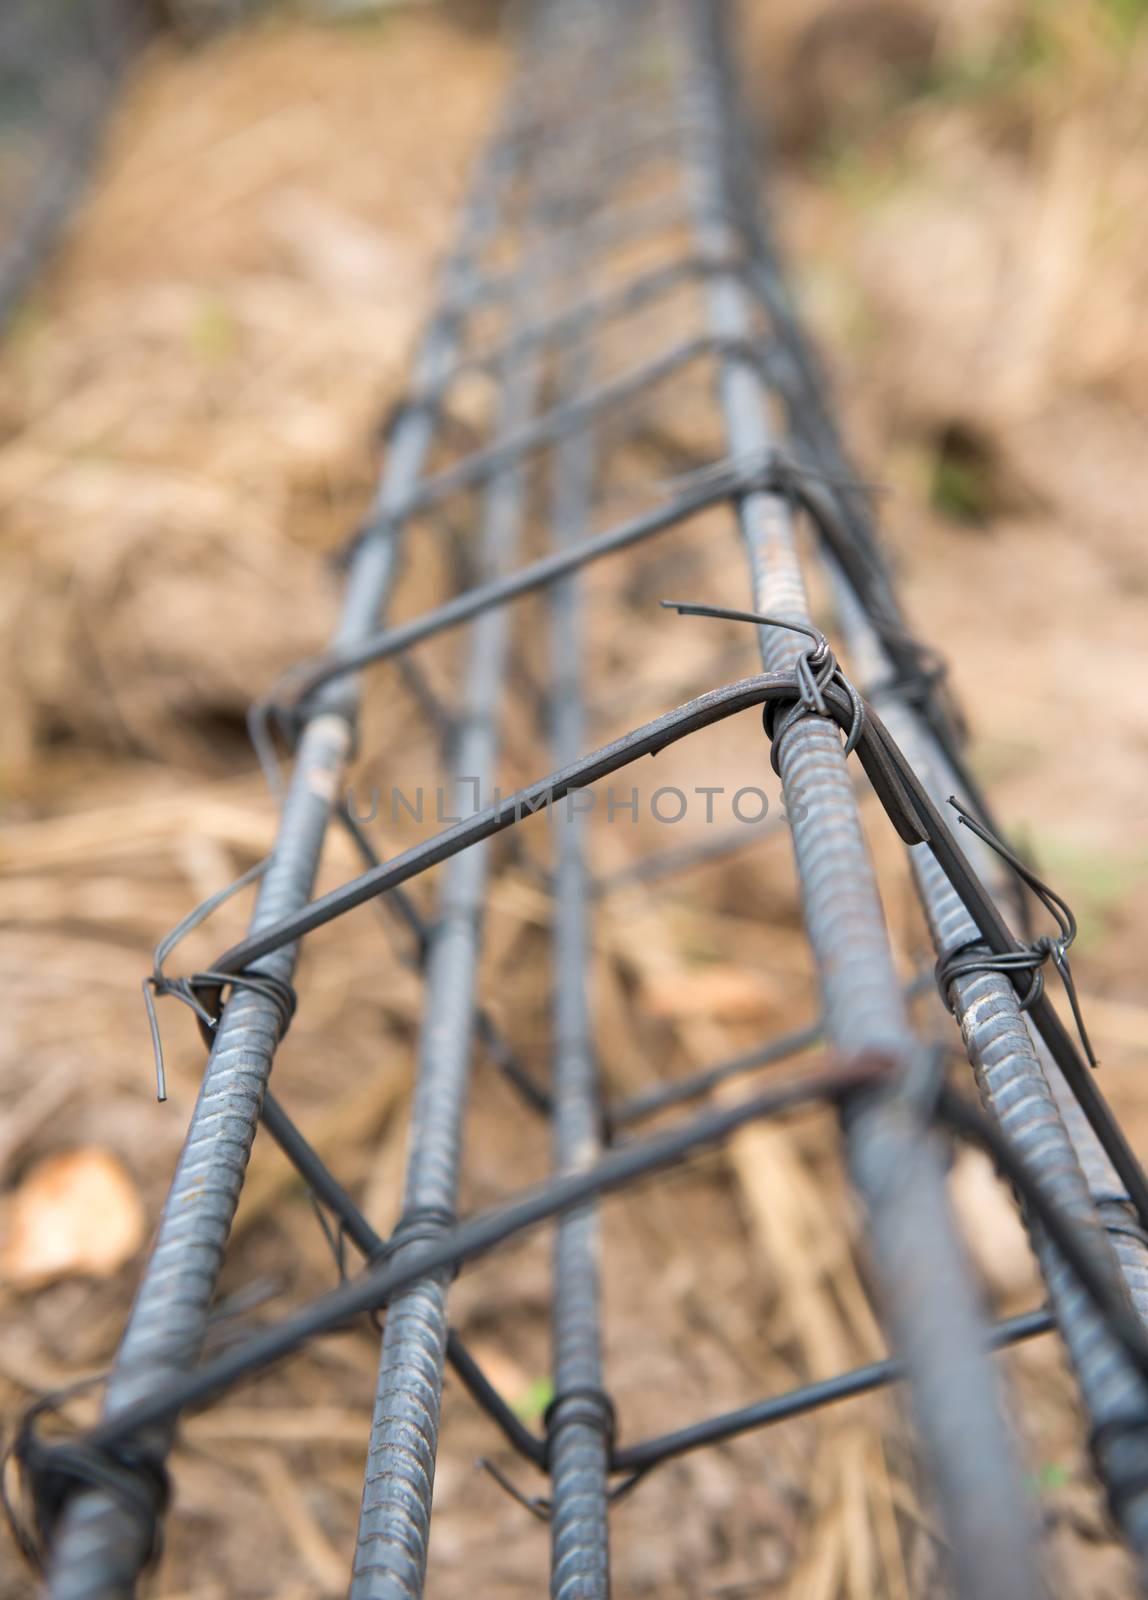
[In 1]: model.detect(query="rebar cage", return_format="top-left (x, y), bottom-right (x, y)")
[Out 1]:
top-left (17, 1), bottom-right (1148, 1597)
top-left (0, 0), bottom-right (137, 333)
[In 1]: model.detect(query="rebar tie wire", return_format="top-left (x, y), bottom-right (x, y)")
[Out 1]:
top-left (25, 2), bottom-right (1148, 1597)
top-left (936, 796), bottom-right (1099, 1067)
top-left (140, 856), bottom-right (298, 1102)
top-left (660, 600), bottom-right (867, 765)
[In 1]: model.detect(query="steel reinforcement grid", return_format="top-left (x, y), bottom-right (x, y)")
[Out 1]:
top-left (15, 1), bottom-right (1148, 1596)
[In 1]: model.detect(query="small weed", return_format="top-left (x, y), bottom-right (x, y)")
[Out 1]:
top-left (188, 292), bottom-right (238, 361)
top-left (514, 1376), bottom-right (554, 1423)
top-left (1024, 1461), bottom-right (1072, 1494)
top-left (930, 427), bottom-right (995, 525)
top-left (1098, 0), bottom-right (1148, 45)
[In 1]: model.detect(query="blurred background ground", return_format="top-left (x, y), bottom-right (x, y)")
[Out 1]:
top-left (0, 1), bottom-right (1146, 1596)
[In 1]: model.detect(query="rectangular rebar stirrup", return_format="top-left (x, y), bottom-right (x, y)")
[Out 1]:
top-left (63, 1044), bottom-right (1148, 1457)
top-left (43, 109), bottom-right (527, 1600)
top-left (225, 1074), bottom-right (1071, 1473)
top-left (262, 1086), bottom-right (1057, 1472)
top-left (670, 1), bottom-right (1043, 1593)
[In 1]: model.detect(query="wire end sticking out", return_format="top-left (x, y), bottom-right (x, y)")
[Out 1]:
top-left (661, 600), bottom-right (865, 761)
top-left (659, 598), bottom-right (823, 653)
top-left (140, 856), bottom-right (276, 1103)
top-left (141, 978), bottom-right (168, 1103)
top-left (945, 796), bottom-right (1099, 1069)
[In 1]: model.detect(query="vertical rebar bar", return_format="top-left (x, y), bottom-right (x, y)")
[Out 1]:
top-left (672, 3), bottom-right (1043, 1593)
top-left (546, 361), bottom-right (612, 1600)
top-left (349, 126), bottom-right (551, 1600)
top-left (831, 570), bottom-right (1148, 1575)
top-left (544, 28), bottom-right (612, 1589)
top-left (45, 121), bottom-right (522, 1600)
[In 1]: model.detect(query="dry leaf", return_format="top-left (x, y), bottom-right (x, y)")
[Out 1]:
top-left (1, 1148), bottom-right (145, 1287)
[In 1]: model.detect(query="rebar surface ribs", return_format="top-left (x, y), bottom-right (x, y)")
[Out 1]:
top-left (37, 1), bottom-right (1148, 1598)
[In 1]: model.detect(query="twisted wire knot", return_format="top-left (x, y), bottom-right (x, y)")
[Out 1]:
top-left (660, 599), bottom-right (865, 774)
top-left (543, 1385), bottom-right (617, 1462)
top-left (140, 857), bottom-right (297, 1101)
top-left (936, 797), bottom-right (1098, 1068)
top-left (3, 1392), bottom-right (169, 1574)
top-left (375, 1205), bottom-right (458, 1267)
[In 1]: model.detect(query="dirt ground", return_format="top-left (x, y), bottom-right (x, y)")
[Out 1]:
top-left (1, 2), bottom-right (1146, 1597)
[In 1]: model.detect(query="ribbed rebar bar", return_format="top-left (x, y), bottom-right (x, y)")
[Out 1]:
top-left (348, 240), bottom-right (547, 1600)
top-left (673, 3), bottom-right (1042, 1593)
top-left (45, 113), bottom-right (522, 1600)
top-left (832, 571), bottom-right (1148, 1573)
top-left (544, 33), bottom-right (612, 1593)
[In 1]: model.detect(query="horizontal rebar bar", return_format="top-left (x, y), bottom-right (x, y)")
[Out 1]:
top-left (613, 1306), bottom-right (1056, 1473)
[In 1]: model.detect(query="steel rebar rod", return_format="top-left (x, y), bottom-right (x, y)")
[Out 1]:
top-left (348, 208), bottom-right (549, 1600)
top-left (831, 569), bottom-right (1148, 1571)
top-left (44, 104), bottom-right (525, 1600)
top-left (543, 51), bottom-right (612, 1594)
top-left (673, 2), bottom-right (1042, 1593)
